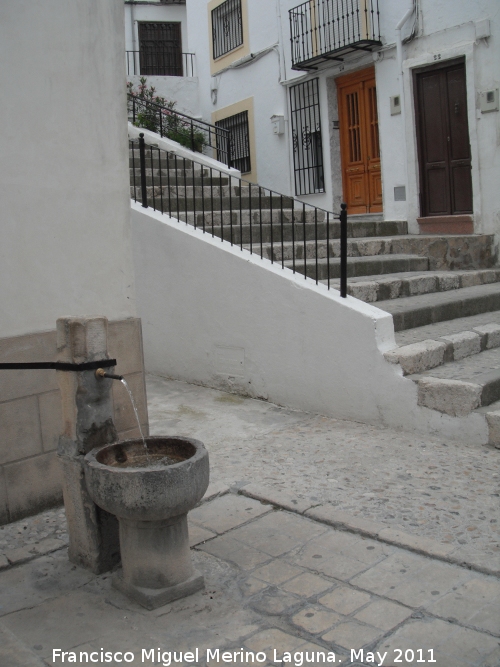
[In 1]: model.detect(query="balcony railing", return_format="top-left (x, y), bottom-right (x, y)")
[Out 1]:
top-left (289, 0), bottom-right (381, 70)
top-left (126, 51), bottom-right (195, 77)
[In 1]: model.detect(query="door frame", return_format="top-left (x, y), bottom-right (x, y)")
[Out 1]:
top-left (403, 43), bottom-right (480, 234)
top-left (412, 56), bottom-right (472, 218)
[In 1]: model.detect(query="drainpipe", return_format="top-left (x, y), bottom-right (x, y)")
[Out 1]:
top-left (131, 3), bottom-right (137, 53)
top-left (395, 4), bottom-right (415, 219)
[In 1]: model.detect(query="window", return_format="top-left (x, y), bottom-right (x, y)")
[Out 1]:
top-left (212, 0), bottom-right (243, 60)
top-left (138, 22), bottom-right (183, 76)
top-left (215, 111), bottom-right (251, 173)
top-left (290, 78), bottom-right (325, 195)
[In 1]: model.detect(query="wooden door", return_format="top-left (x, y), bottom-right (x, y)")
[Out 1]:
top-left (337, 67), bottom-right (382, 214)
top-left (414, 59), bottom-right (473, 217)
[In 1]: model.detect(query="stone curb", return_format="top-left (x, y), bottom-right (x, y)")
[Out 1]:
top-left (237, 483), bottom-right (316, 515)
top-left (238, 486), bottom-right (500, 579)
top-left (200, 480), bottom-right (230, 504)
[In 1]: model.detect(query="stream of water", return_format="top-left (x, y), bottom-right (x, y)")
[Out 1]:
top-left (120, 378), bottom-right (149, 460)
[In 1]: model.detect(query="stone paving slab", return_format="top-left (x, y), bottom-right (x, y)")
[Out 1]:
top-left (3, 497), bottom-right (500, 666)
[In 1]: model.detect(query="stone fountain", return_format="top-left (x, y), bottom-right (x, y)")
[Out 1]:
top-left (84, 436), bottom-right (209, 609)
top-left (56, 316), bottom-right (209, 609)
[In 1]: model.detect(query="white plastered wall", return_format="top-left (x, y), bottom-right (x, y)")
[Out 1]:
top-left (0, 0), bottom-right (137, 338)
top-left (125, 2), bottom-right (200, 117)
top-left (131, 203), bottom-right (489, 444)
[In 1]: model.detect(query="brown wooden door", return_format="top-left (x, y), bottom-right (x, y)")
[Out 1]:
top-left (337, 67), bottom-right (382, 214)
top-left (414, 59), bottom-right (473, 217)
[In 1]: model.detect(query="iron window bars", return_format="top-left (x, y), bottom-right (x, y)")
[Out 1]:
top-left (289, 0), bottom-right (381, 70)
top-left (290, 78), bottom-right (325, 196)
top-left (129, 133), bottom-right (348, 297)
top-left (128, 93), bottom-right (232, 168)
top-left (138, 22), bottom-right (184, 76)
top-left (212, 0), bottom-right (243, 60)
top-left (215, 111), bottom-right (251, 174)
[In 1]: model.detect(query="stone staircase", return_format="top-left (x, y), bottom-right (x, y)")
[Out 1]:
top-left (130, 146), bottom-right (500, 446)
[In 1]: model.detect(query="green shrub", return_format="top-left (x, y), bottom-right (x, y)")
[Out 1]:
top-left (127, 78), bottom-right (206, 153)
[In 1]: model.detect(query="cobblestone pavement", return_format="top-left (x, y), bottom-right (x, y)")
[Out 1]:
top-left (145, 375), bottom-right (500, 574)
top-left (1, 496), bottom-right (500, 667)
top-left (1, 374), bottom-right (499, 575)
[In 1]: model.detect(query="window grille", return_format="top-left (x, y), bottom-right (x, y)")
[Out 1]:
top-left (215, 111), bottom-right (251, 173)
top-left (138, 22), bottom-right (183, 76)
top-left (290, 78), bottom-right (325, 195)
top-left (212, 0), bottom-right (243, 60)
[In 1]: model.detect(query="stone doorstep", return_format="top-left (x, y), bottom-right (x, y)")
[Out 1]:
top-left (417, 214), bottom-right (474, 235)
top-left (237, 486), bottom-right (500, 579)
top-left (384, 324), bottom-right (500, 375)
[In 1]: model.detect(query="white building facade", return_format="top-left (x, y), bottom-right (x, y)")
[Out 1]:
top-left (180, 0), bottom-right (499, 238)
top-left (125, 0), bottom-right (200, 117)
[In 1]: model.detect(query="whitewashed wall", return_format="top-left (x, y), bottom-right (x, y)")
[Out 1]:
top-left (186, 0), bottom-right (500, 233)
top-left (131, 203), bottom-right (489, 444)
top-left (402, 1), bottom-right (500, 235)
top-left (125, 3), bottom-right (188, 59)
top-left (125, 2), bottom-right (200, 117)
top-left (0, 0), bottom-right (136, 339)
top-left (188, 0), bottom-right (311, 199)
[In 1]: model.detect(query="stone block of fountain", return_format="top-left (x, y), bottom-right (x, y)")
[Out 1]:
top-left (84, 436), bottom-right (209, 609)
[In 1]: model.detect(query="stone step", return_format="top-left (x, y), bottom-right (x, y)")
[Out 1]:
top-left (129, 153), bottom-right (196, 169)
top-left (327, 268), bottom-right (500, 303)
top-left (130, 171), bottom-right (227, 187)
top-left (395, 310), bottom-right (500, 347)
top-left (408, 347), bottom-right (500, 417)
top-left (376, 283), bottom-right (500, 332)
top-left (384, 314), bottom-right (500, 375)
top-left (255, 238), bottom-right (495, 269)
top-left (171, 209), bottom-right (325, 227)
top-left (476, 399), bottom-right (500, 448)
top-left (132, 190), bottom-right (298, 212)
top-left (345, 213), bottom-right (384, 223)
top-left (285, 254), bottom-right (429, 280)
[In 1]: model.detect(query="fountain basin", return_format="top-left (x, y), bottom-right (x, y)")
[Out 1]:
top-left (84, 436), bottom-right (209, 609)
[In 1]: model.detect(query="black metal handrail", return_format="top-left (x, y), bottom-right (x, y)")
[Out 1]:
top-left (289, 0), bottom-right (381, 70)
top-left (130, 133), bottom-right (348, 296)
top-left (128, 94), bottom-right (232, 167)
top-left (126, 51), bottom-right (195, 77)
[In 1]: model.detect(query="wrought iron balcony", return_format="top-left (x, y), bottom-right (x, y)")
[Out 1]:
top-left (289, 0), bottom-right (381, 71)
top-left (126, 51), bottom-right (195, 77)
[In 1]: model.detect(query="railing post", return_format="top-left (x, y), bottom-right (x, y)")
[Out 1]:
top-left (226, 133), bottom-right (232, 169)
top-left (139, 133), bottom-right (148, 209)
top-left (340, 202), bottom-right (347, 298)
top-left (190, 120), bottom-right (195, 152)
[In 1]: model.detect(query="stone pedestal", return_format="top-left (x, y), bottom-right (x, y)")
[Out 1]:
top-left (114, 514), bottom-right (204, 609)
top-left (56, 317), bottom-right (120, 573)
top-left (84, 436), bottom-right (209, 609)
